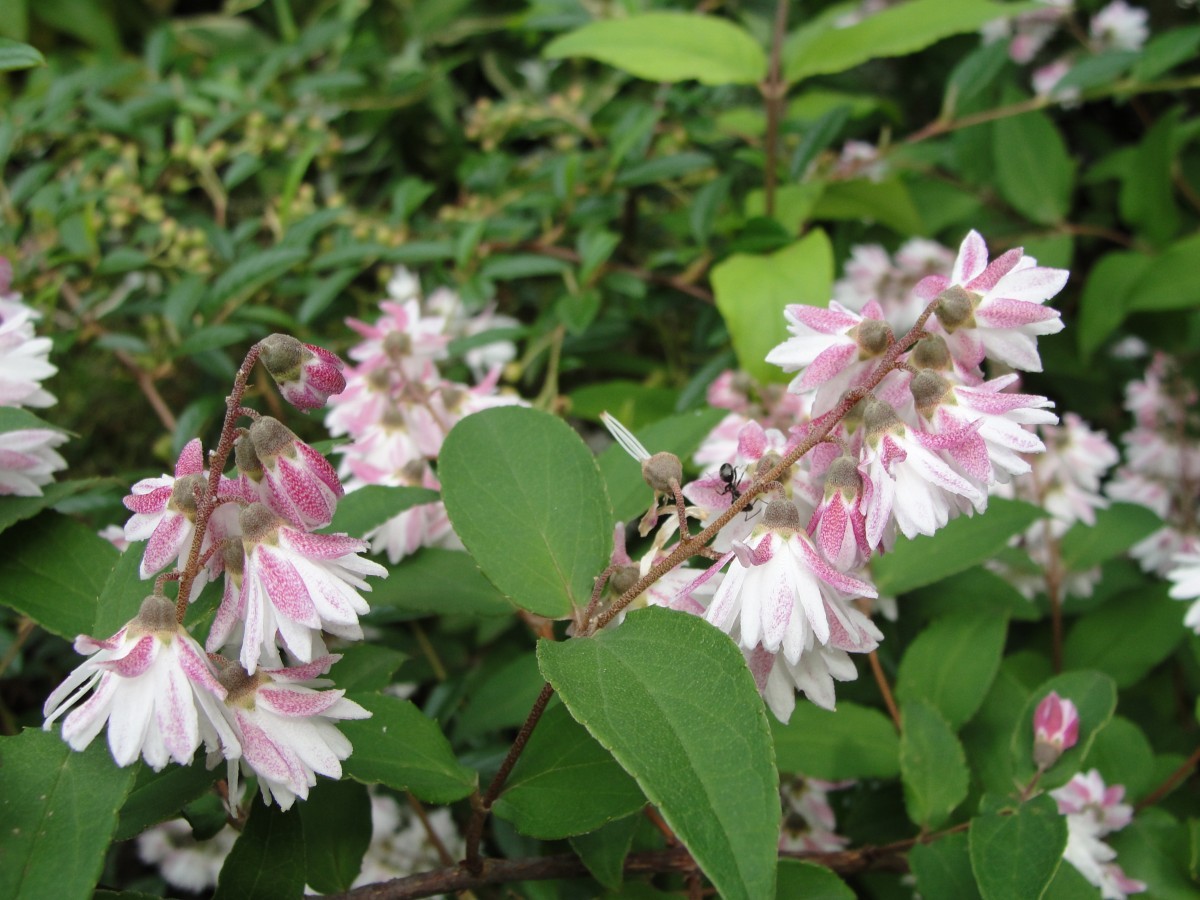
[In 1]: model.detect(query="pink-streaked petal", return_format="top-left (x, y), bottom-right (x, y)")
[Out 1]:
top-left (967, 247), bottom-right (1023, 293)
top-left (264, 655), bottom-right (341, 682)
top-left (175, 439), bottom-right (205, 477)
top-left (988, 265), bottom-right (1069, 304)
top-left (175, 635), bottom-right (226, 698)
top-left (951, 230), bottom-right (989, 285)
top-left (737, 420), bottom-right (767, 460)
top-left (914, 274), bottom-right (949, 300)
top-left (977, 297), bottom-right (1063, 328)
top-left (123, 484), bottom-right (172, 514)
top-left (798, 343), bottom-right (860, 391)
top-left (60, 673), bottom-right (119, 751)
top-left (785, 304), bottom-right (860, 334)
top-left (795, 536), bottom-right (876, 598)
top-left (140, 514), bottom-right (189, 578)
top-left (98, 635), bottom-right (157, 678)
top-left (255, 551), bottom-right (321, 627)
top-left (258, 686), bottom-right (345, 718)
top-left (157, 655), bottom-right (200, 764)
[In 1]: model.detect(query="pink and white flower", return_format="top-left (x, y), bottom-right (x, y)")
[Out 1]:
top-left (43, 594), bottom-right (239, 770)
top-left (0, 426), bottom-right (68, 496)
top-left (746, 640), bottom-right (862, 719)
top-left (210, 503), bottom-right (387, 672)
top-left (123, 439), bottom-right (208, 579)
top-left (1033, 690), bottom-right (1080, 767)
top-left (916, 230), bottom-right (1067, 373)
top-left (780, 777), bottom-right (852, 853)
top-left (238, 416), bottom-right (343, 530)
top-left (1166, 552), bottom-right (1200, 633)
top-left (0, 307), bottom-right (57, 408)
top-left (218, 656), bottom-right (369, 811)
top-left (258, 334), bottom-right (347, 412)
top-left (808, 455), bottom-right (870, 571)
top-left (1090, 1), bottom-right (1149, 51)
top-left (1051, 770), bottom-right (1146, 900)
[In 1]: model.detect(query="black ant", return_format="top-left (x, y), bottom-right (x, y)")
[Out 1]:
top-left (719, 463), bottom-right (759, 517)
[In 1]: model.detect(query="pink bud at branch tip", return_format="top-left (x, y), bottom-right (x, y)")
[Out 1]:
top-left (258, 334), bottom-right (347, 412)
top-left (1033, 691), bottom-right (1080, 768)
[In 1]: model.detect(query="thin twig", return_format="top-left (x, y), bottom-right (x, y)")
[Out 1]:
top-left (1136, 744), bottom-right (1200, 811)
top-left (405, 792), bottom-right (455, 868)
top-left (868, 651), bottom-right (901, 732)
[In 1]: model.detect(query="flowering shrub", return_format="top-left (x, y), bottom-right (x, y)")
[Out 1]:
top-left (3, 1), bottom-right (1200, 899)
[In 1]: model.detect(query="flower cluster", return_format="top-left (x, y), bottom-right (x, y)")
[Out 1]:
top-left (43, 336), bottom-right (381, 812)
top-left (604, 231), bottom-right (1066, 720)
top-left (779, 776), bottom-right (853, 854)
top-left (0, 256), bottom-right (68, 496)
top-left (1051, 770), bottom-right (1146, 899)
top-left (326, 268), bottom-right (524, 563)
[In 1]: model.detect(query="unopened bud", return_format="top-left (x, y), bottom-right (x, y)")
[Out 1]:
top-left (854, 319), bottom-right (893, 357)
top-left (642, 451), bottom-right (683, 493)
top-left (911, 335), bottom-right (952, 371)
top-left (258, 333), bottom-right (347, 412)
top-left (933, 285), bottom-right (975, 333)
top-left (764, 498), bottom-right (801, 532)
top-left (910, 370), bottom-right (951, 416)
top-left (1032, 691), bottom-right (1080, 769)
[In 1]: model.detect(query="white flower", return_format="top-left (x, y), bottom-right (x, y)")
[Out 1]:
top-left (137, 819), bottom-right (238, 893)
top-left (0, 305), bottom-right (57, 408)
top-left (1090, 1), bottom-right (1149, 51)
top-left (1166, 551), bottom-right (1200, 632)
top-left (1051, 770), bottom-right (1146, 900)
top-left (0, 426), bottom-right (68, 496)
top-left (219, 656), bottom-right (370, 811)
top-left (43, 595), bottom-right (239, 770)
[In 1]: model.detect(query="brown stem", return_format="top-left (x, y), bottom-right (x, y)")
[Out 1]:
top-left (583, 565), bottom-right (620, 625)
top-left (868, 651), bottom-right (902, 732)
top-left (589, 301), bottom-right (939, 634)
top-left (0, 617), bottom-right (35, 679)
top-left (405, 792), bottom-right (455, 868)
top-left (174, 345), bottom-right (261, 622)
top-left (1136, 744), bottom-right (1200, 811)
top-left (761, 0), bottom-right (790, 218)
top-left (463, 682), bottom-right (556, 874)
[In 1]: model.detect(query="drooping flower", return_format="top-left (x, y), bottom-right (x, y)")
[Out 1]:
top-left (833, 238), bottom-right (955, 333)
top-left (1033, 690), bottom-right (1080, 768)
top-left (42, 594), bottom-right (240, 770)
top-left (0, 425), bottom-right (68, 496)
top-left (237, 416), bottom-right (343, 530)
top-left (780, 776), bottom-right (853, 853)
top-left (0, 306), bottom-right (57, 408)
top-left (210, 503), bottom-right (386, 672)
top-left (916, 230), bottom-right (1068, 373)
top-left (745, 639), bottom-right (863, 719)
top-left (808, 455), bottom-right (870, 571)
top-left (1051, 770), bottom-right (1146, 900)
top-left (218, 656), bottom-right (370, 811)
top-left (258, 334), bottom-right (347, 412)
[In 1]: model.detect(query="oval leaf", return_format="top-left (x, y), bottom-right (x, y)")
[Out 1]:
top-left (439, 406), bottom-right (613, 618)
top-left (538, 608), bottom-right (779, 900)
top-left (545, 14), bottom-right (767, 86)
top-left (969, 794), bottom-right (1067, 900)
top-left (213, 795), bottom-right (305, 900)
top-left (772, 701), bottom-right (900, 780)
top-left (900, 699), bottom-right (969, 829)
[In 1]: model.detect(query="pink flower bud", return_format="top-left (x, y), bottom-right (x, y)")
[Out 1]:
top-left (258, 334), bottom-right (346, 411)
top-left (1033, 690), bottom-right (1080, 768)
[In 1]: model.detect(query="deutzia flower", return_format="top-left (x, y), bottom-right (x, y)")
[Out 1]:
top-left (1165, 552), bottom-right (1200, 633)
top-left (258, 334), bottom-right (347, 412)
top-left (1090, 0), bottom-right (1149, 51)
top-left (1051, 770), bottom-right (1146, 900)
top-left (917, 230), bottom-right (1067, 373)
top-left (235, 416), bottom-right (343, 530)
top-left (706, 498), bottom-right (880, 666)
top-left (210, 503), bottom-right (386, 672)
top-left (1032, 690), bottom-right (1080, 768)
top-left (745, 640), bottom-right (864, 719)
top-left (218, 656), bottom-right (370, 811)
top-left (42, 594), bottom-right (239, 770)
top-left (0, 305), bottom-right (57, 408)
top-left (0, 424), bottom-right (68, 496)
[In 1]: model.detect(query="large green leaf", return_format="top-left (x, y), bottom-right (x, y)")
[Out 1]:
top-left (873, 499), bottom-right (1043, 595)
top-left (341, 694), bottom-right (477, 803)
top-left (597, 408), bottom-right (724, 523)
top-left (0, 478), bottom-right (103, 538)
top-left (326, 485), bottom-right (441, 538)
top-left (115, 762), bottom-right (221, 841)
top-left (493, 703), bottom-right (646, 839)
top-left (772, 701), bottom-right (899, 779)
top-left (0, 512), bottom-right (117, 639)
top-left (298, 780), bottom-right (372, 894)
top-left (544, 13), bottom-right (767, 86)
top-left (1063, 584), bottom-right (1185, 688)
top-left (538, 608), bottom-right (779, 900)
top-left (0, 730), bottom-right (137, 900)
top-left (1124, 233), bottom-right (1200, 314)
top-left (1058, 502), bottom-right (1162, 570)
top-left (784, 0), bottom-right (1037, 83)
top-left (92, 539), bottom-right (149, 637)
top-left (370, 549), bottom-right (513, 618)
top-left (969, 795), bottom-right (1067, 900)
top-left (569, 814), bottom-right (640, 891)
top-left (910, 831), bottom-right (982, 900)
top-left (1082, 716), bottom-right (1156, 802)
top-left (811, 178), bottom-right (924, 235)
top-left (1011, 671), bottom-right (1117, 789)
top-left (1076, 251), bottom-right (1150, 358)
top-left (896, 608), bottom-right (1008, 729)
top-left (900, 699), bottom-right (969, 829)
top-left (454, 652), bottom-right (547, 740)
top-left (776, 860), bottom-right (855, 899)
top-left (1111, 809), bottom-right (1199, 900)
top-left (994, 109), bottom-right (1075, 225)
top-left (440, 407), bottom-right (613, 618)
top-left (712, 230), bottom-right (834, 384)
top-left (213, 796), bottom-right (305, 900)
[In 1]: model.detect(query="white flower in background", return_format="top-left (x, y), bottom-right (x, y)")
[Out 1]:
top-left (1166, 552), bottom-right (1200, 633)
top-left (1051, 770), bottom-right (1146, 899)
top-left (137, 819), bottom-right (238, 893)
top-left (1090, 1), bottom-right (1149, 51)
top-left (42, 594), bottom-right (240, 770)
top-left (0, 425), bottom-right (68, 496)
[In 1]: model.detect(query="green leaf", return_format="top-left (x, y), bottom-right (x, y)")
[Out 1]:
top-left (1112, 809), bottom-right (1200, 900)
top-left (538, 608), bottom-right (779, 900)
top-left (439, 407), bottom-right (613, 619)
top-left (0, 478), bottom-right (105, 537)
top-left (0, 730), bottom-right (137, 900)
top-left (776, 860), bottom-right (855, 899)
top-left (907, 567), bottom-right (1039, 622)
top-left (745, 183), bottom-right (826, 234)
top-left (1082, 716), bottom-right (1156, 802)
top-left (298, 780), bottom-right (372, 893)
top-left (1058, 502), bottom-right (1162, 570)
top-left (784, 0), bottom-right (1037, 83)
top-left (910, 831), bottom-right (982, 900)
top-left (789, 105), bottom-right (851, 181)
top-left (341, 694), bottom-right (476, 803)
top-left (772, 700), bottom-right (899, 780)
top-left (969, 795), bottom-right (1067, 900)
top-left (207, 246), bottom-right (309, 309)
top-left (712, 230), bottom-right (833, 383)
top-left (1076, 250), bottom-right (1151, 358)
top-left (1124, 233), bottom-right (1200, 314)
top-left (1044, 861), bottom-right (1104, 900)
top-left (326, 485), bottom-right (441, 539)
top-left (1011, 671), bottom-right (1117, 789)
top-left (370, 549), bottom-right (513, 618)
top-left (569, 380), bottom-right (678, 429)
top-left (1063, 584), bottom-right (1185, 688)
top-left (544, 13), bottom-right (767, 86)
top-left (896, 609), bottom-right (1008, 729)
top-left (0, 513), bottom-right (117, 639)
top-left (479, 254), bottom-right (572, 281)
top-left (330, 644), bottom-right (406, 693)
top-left (115, 762), bottom-right (221, 841)
top-left (994, 109), bottom-right (1075, 225)
top-left (1119, 109), bottom-right (1181, 246)
top-left (1134, 26), bottom-right (1200, 82)
top-left (811, 178), bottom-right (924, 235)
top-left (597, 408), bottom-right (724, 523)
top-left (900, 699), bottom-right (969, 829)
top-left (1054, 50), bottom-right (1138, 94)
top-left (455, 653), bottom-right (547, 740)
top-left (92, 539), bottom-right (149, 637)
top-left (569, 815), bottom-right (640, 891)
top-left (213, 796), bottom-right (305, 900)
top-left (873, 499), bottom-right (1044, 595)
top-left (95, 248), bottom-right (151, 276)
top-left (493, 703), bottom-right (646, 839)
top-left (615, 152), bottom-right (714, 188)
top-left (0, 37), bottom-right (43, 71)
